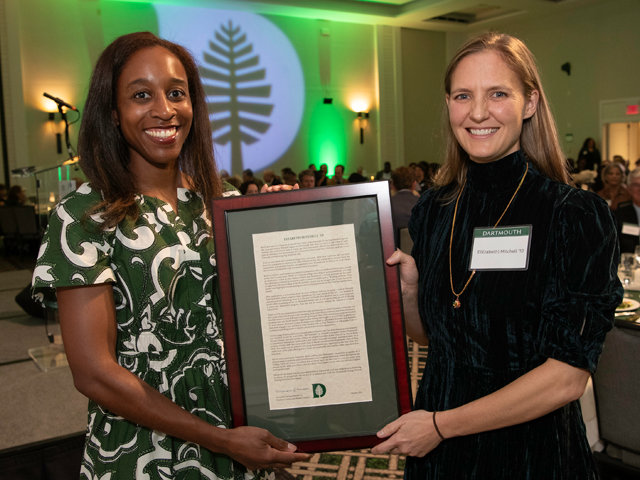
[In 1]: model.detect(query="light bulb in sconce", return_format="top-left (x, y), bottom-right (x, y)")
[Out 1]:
top-left (356, 112), bottom-right (369, 144)
top-left (49, 192), bottom-right (56, 203)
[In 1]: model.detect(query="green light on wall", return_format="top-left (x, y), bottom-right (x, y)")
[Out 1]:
top-left (308, 102), bottom-right (346, 175)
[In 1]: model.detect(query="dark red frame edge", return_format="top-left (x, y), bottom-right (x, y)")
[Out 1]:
top-left (211, 182), bottom-right (413, 452)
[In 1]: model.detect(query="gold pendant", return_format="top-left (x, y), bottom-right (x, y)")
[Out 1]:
top-left (453, 298), bottom-right (461, 308)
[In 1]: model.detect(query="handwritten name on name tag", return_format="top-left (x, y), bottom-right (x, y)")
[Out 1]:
top-left (469, 225), bottom-right (532, 271)
top-left (622, 223), bottom-right (640, 236)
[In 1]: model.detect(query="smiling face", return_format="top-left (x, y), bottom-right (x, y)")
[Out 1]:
top-left (114, 46), bottom-right (193, 171)
top-left (446, 51), bottom-right (538, 164)
top-left (301, 174), bottom-right (315, 189)
top-left (606, 166), bottom-right (623, 186)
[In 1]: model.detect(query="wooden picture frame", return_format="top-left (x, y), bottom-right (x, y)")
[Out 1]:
top-left (212, 182), bottom-right (412, 452)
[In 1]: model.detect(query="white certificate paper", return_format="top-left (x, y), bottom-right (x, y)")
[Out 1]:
top-left (252, 224), bottom-right (373, 410)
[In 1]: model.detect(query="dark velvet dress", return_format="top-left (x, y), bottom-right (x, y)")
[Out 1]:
top-left (405, 151), bottom-right (622, 479)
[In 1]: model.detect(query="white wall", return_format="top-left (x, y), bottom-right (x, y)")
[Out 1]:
top-left (400, 28), bottom-right (446, 165)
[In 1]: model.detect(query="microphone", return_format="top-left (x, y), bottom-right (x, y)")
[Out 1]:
top-left (43, 92), bottom-right (77, 111)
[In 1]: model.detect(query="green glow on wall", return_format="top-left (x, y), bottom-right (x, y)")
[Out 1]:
top-left (101, 2), bottom-right (159, 45)
top-left (308, 102), bottom-right (346, 175)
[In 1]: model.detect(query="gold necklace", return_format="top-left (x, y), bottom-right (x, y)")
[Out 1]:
top-left (449, 162), bottom-right (529, 309)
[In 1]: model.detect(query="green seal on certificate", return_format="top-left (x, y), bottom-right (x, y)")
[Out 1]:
top-left (313, 384), bottom-right (327, 398)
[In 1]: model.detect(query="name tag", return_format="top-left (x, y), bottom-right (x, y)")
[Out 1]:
top-left (622, 223), bottom-right (640, 236)
top-left (469, 225), bottom-right (532, 271)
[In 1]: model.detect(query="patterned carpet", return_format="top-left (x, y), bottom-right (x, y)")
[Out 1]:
top-left (281, 339), bottom-right (429, 480)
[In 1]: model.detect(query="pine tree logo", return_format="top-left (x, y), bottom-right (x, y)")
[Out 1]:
top-left (200, 20), bottom-right (274, 174)
top-left (312, 383), bottom-right (326, 398)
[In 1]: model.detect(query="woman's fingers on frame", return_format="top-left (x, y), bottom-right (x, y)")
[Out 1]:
top-left (371, 437), bottom-right (397, 455)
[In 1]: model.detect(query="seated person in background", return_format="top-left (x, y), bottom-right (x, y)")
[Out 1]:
top-left (376, 162), bottom-right (392, 181)
top-left (242, 168), bottom-right (255, 183)
top-left (348, 172), bottom-right (367, 183)
top-left (0, 184), bottom-right (6, 206)
top-left (5, 185), bottom-right (26, 207)
top-left (315, 164), bottom-right (328, 186)
top-left (413, 164), bottom-right (426, 194)
top-left (390, 166), bottom-right (419, 246)
top-left (263, 169), bottom-right (282, 186)
top-left (252, 177), bottom-right (264, 191)
top-left (298, 169), bottom-right (315, 189)
top-left (418, 162), bottom-right (430, 190)
top-left (240, 181), bottom-right (259, 195)
top-left (597, 162), bottom-right (631, 210)
top-left (225, 175), bottom-right (242, 190)
top-left (327, 165), bottom-right (349, 185)
top-left (612, 155), bottom-right (628, 169)
top-left (242, 169), bottom-right (264, 191)
top-left (592, 160), bottom-right (608, 192)
top-left (283, 170), bottom-right (298, 187)
top-left (219, 169), bottom-right (229, 179)
top-left (614, 168), bottom-right (640, 253)
top-left (308, 163), bottom-right (317, 172)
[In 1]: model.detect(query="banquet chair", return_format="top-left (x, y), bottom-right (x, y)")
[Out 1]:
top-left (13, 205), bottom-right (40, 240)
top-left (0, 207), bottom-right (19, 253)
top-left (592, 319), bottom-right (640, 477)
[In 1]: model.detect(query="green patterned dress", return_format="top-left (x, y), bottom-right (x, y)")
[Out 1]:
top-left (32, 183), bottom-right (267, 480)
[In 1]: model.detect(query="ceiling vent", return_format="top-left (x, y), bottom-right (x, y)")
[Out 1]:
top-left (430, 12), bottom-right (475, 24)
top-left (424, 4), bottom-right (521, 25)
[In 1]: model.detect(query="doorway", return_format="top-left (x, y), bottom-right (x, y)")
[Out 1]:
top-left (600, 97), bottom-right (640, 169)
top-left (603, 122), bottom-right (640, 169)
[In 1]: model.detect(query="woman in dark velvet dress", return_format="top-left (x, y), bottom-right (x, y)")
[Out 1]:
top-left (372, 33), bottom-right (622, 479)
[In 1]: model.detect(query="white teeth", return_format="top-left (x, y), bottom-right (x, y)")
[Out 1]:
top-left (469, 128), bottom-right (498, 135)
top-left (145, 128), bottom-right (177, 138)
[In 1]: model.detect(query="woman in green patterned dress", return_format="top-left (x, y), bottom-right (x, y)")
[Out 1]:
top-left (32, 32), bottom-right (310, 479)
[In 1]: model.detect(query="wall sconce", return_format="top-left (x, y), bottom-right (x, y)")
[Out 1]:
top-left (357, 112), bottom-right (369, 144)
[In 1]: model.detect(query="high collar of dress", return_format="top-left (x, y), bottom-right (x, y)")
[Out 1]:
top-left (466, 150), bottom-right (529, 193)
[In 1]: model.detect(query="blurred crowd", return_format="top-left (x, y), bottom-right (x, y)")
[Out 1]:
top-left (220, 161), bottom-right (441, 198)
top-left (570, 137), bottom-right (640, 211)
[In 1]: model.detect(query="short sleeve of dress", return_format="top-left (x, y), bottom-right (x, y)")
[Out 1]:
top-left (539, 190), bottom-right (623, 373)
top-left (32, 184), bottom-right (115, 309)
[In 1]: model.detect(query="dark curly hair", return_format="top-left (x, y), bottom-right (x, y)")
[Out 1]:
top-left (78, 31), bottom-right (221, 229)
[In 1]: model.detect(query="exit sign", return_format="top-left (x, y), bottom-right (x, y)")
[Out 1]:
top-left (627, 104), bottom-right (639, 115)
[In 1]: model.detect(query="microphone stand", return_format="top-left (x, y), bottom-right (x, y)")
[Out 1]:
top-left (57, 103), bottom-right (74, 161)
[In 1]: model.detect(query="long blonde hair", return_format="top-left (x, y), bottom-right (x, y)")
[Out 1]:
top-left (434, 32), bottom-right (569, 200)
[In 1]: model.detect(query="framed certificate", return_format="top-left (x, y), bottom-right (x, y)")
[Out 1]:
top-left (212, 182), bottom-right (412, 453)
